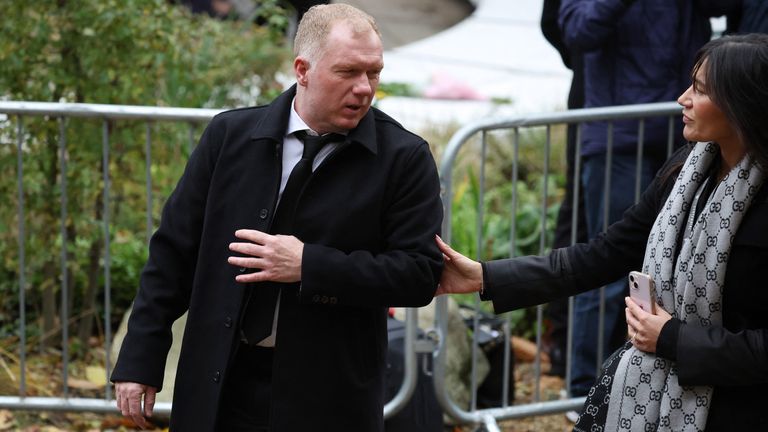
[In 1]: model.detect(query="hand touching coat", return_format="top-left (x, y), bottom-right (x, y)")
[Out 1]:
top-left (434, 235), bottom-right (483, 296)
top-left (228, 229), bottom-right (304, 283)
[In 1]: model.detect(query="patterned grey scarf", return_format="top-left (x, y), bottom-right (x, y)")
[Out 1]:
top-left (604, 142), bottom-right (764, 431)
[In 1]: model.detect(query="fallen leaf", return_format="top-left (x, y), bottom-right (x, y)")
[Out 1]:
top-left (85, 366), bottom-right (107, 386)
top-left (512, 336), bottom-right (551, 364)
top-left (0, 409), bottom-right (14, 431)
top-left (66, 377), bottom-right (102, 390)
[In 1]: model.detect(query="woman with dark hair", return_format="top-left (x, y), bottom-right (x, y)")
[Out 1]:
top-left (436, 33), bottom-right (768, 431)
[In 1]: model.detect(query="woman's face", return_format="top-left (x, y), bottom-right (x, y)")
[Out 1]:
top-left (677, 63), bottom-right (739, 148)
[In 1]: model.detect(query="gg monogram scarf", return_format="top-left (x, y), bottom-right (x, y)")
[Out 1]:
top-left (599, 142), bottom-right (763, 431)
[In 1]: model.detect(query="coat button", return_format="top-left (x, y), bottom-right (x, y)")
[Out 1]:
top-left (259, 208), bottom-right (269, 219)
top-left (330, 297), bottom-right (338, 305)
top-left (312, 294), bottom-right (320, 303)
top-left (224, 317), bottom-right (232, 328)
top-left (213, 371), bottom-right (221, 382)
top-left (321, 296), bottom-right (329, 304)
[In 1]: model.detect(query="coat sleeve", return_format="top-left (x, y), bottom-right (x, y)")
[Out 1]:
top-left (299, 141), bottom-right (443, 309)
top-left (110, 118), bottom-right (222, 390)
top-left (481, 145), bottom-right (691, 313)
top-left (694, 0), bottom-right (742, 17)
top-left (674, 324), bottom-right (768, 386)
top-left (542, 0), bottom-right (572, 69)
top-left (558, 0), bottom-right (633, 51)
top-left (480, 176), bottom-right (657, 313)
top-left (656, 298), bottom-right (768, 388)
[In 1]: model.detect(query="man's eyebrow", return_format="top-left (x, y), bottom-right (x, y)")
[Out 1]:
top-left (333, 62), bottom-right (383, 71)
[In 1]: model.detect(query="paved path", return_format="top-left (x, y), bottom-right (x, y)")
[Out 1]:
top-left (342, 0), bottom-right (474, 50)
top-left (339, 0), bottom-right (573, 131)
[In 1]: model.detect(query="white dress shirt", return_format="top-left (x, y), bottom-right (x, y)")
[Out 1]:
top-left (255, 98), bottom-right (344, 347)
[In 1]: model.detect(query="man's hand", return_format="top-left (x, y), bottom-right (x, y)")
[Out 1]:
top-left (435, 235), bottom-right (484, 295)
top-left (625, 296), bottom-right (672, 353)
top-left (228, 229), bottom-right (304, 283)
top-left (115, 381), bottom-right (157, 430)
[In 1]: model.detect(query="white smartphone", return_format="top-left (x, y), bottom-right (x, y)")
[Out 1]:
top-left (628, 271), bottom-right (656, 314)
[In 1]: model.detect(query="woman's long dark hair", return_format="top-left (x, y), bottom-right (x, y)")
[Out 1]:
top-left (692, 33), bottom-right (768, 170)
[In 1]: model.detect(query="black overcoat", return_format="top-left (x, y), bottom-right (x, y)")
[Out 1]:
top-left (111, 86), bottom-right (444, 431)
top-left (480, 144), bottom-right (768, 430)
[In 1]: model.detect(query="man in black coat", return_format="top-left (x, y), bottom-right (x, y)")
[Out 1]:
top-left (111, 4), bottom-right (444, 431)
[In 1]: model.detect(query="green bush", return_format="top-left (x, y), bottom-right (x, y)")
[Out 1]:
top-left (442, 126), bottom-right (567, 337)
top-left (0, 0), bottom-right (290, 351)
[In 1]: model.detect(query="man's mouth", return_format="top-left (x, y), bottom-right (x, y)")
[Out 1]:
top-left (344, 103), bottom-right (366, 114)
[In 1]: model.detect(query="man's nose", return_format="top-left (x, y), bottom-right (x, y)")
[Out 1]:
top-left (352, 74), bottom-right (373, 96)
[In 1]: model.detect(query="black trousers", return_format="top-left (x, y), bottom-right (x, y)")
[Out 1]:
top-left (216, 343), bottom-right (274, 432)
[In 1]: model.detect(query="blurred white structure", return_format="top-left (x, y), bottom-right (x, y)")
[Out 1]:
top-left (378, 0), bottom-right (572, 131)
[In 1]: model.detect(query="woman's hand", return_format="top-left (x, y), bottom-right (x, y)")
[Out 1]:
top-left (434, 235), bottom-right (484, 295)
top-left (625, 296), bottom-right (672, 353)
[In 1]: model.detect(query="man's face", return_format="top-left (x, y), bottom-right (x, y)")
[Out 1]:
top-left (295, 22), bottom-right (383, 134)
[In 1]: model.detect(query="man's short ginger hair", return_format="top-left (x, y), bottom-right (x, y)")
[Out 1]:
top-left (293, 3), bottom-right (381, 64)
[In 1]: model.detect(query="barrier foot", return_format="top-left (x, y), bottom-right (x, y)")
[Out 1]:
top-left (482, 414), bottom-right (501, 432)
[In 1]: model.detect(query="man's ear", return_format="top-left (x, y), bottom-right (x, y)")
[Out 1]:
top-left (295, 57), bottom-right (310, 86)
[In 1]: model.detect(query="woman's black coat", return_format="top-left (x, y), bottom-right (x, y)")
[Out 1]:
top-left (110, 87), bottom-right (444, 431)
top-left (481, 144), bottom-right (768, 430)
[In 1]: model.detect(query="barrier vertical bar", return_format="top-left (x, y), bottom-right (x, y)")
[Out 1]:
top-left (501, 319), bottom-right (511, 408)
top-left (145, 123), bottom-right (153, 245)
top-left (566, 122), bottom-right (583, 396)
top-left (596, 122), bottom-right (614, 369)
top-left (188, 123), bottom-right (196, 155)
top-left (102, 120), bottom-right (113, 401)
top-left (383, 308), bottom-right (418, 418)
top-left (503, 127), bottom-right (521, 407)
top-left (534, 126), bottom-right (553, 402)
top-left (635, 119), bottom-right (646, 203)
top-left (59, 117), bottom-right (69, 398)
top-left (570, 122), bottom-right (584, 247)
top-left (667, 116), bottom-right (676, 157)
top-left (470, 130), bottom-right (489, 411)
top-left (16, 117), bottom-right (27, 397)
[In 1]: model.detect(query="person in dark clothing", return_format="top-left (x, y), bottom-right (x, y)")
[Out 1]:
top-left (286, 0), bottom-right (327, 23)
top-left (557, 0), bottom-right (733, 399)
top-left (435, 33), bottom-right (768, 431)
top-left (539, 0), bottom-right (588, 378)
top-left (111, 4), bottom-right (443, 431)
top-left (727, 0), bottom-right (768, 34)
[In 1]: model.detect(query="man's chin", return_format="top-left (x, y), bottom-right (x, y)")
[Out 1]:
top-left (334, 116), bottom-right (366, 132)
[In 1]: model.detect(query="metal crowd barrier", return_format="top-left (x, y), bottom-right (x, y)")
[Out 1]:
top-left (0, 101), bottom-right (423, 420)
top-left (435, 101), bottom-right (681, 431)
top-left (0, 100), bottom-right (682, 430)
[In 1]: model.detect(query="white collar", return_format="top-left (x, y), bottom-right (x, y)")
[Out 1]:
top-left (287, 97), bottom-right (313, 137)
top-left (286, 97), bottom-right (349, 138)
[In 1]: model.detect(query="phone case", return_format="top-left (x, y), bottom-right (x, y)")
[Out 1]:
top-left (628, 271), bottom-right (656, 314)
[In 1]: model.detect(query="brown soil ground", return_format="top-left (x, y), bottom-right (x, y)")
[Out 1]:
top-left (1, 345), bottom-right (574, 431)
